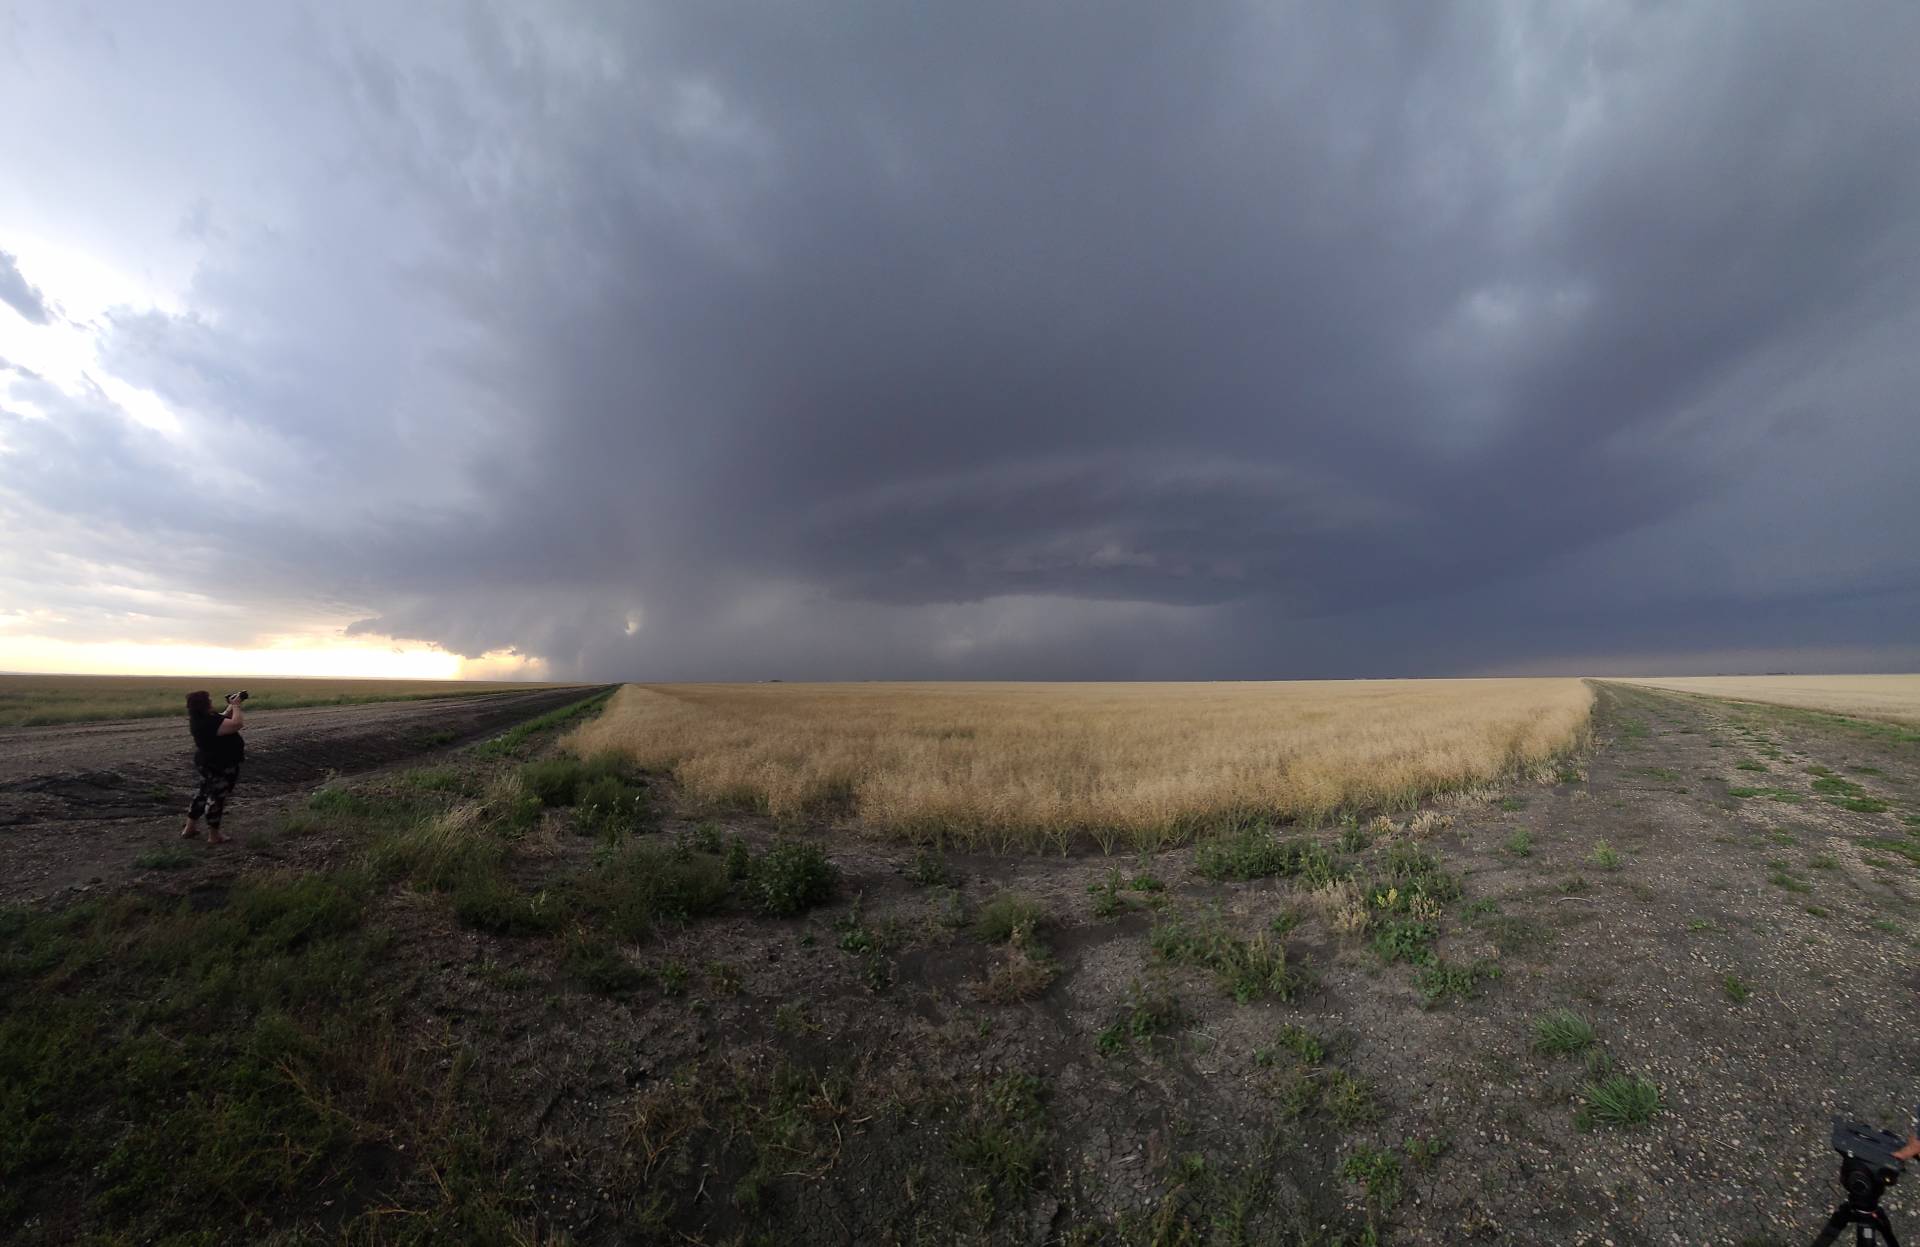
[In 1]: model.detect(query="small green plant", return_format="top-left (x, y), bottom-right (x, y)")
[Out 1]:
top-left (1370, 919), bottom-right (1436, 966)
top-left (1589, 841), bottom-right (1621, 870)
top-left (1127, 870), bottom-right (1165, 893)
top-left (1558, 874), bottom-right (1590, 895)
top-left (1723, 974), bottom-right (1750, 1003)
top-left (690, 822), bottom-right (723, 853)
top-left (1768, 869), bottom-right (1811, 894)
top-left (1414, 958), bottom-right (1501, 1006)
top-left (1834, 797), bottom-right (1891, 813)
top-left (1498, 796), bottom-right (1527, 812)
top-left (657, 959), bottom-right (690, 996)
top-left (1340, 1145), bottom-right (1403, 1215)
top-left (1686, 918), bottom-right (1717, 932)
top-left (1808, 854), bottom-right (1837, 870)
top-left (906, 847), bottom-right (954, 888)
top-left (951, 1071), bottom-right (1049, 1191)
top-left (1273, 1023), bottom-right (1325, 1065)
top-left (1089, 870), bottom-right (1126, 919)
top-left (1530, 1008), bottom-right (1595, 1056)
top-left (1735, 760), bottom-right (1768, 772)
top-left (1404, 1136), bottom-right (1449, 1168)
top-left (745, 840), bottom-right (838, 917)
top-left (722, 836), bottom-right (752, 881)
top-left (1579, 1074), bottom-right (1661, 1128)
top-left (1502, 829), bottom-right (1532, 858)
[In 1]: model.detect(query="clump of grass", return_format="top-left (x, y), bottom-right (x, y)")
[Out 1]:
top-left (134, 846), bottom-right (196, 870)
top-left (1723, 974), bottom-right (1751, 1003)
top-left (1095, 981), bottom-right (1188, 1055)
top-left (574, 774), bottom-right (652, 839)
top-left (1414, 958), bottom-right (1501, 1006)
top-left (1559, 875), bottom-right (1590, 895)
top-left (743, 839), bottom-right (838, 917)
top-left (1768, 869), bottom-right (1811, 894)
top-left (571, 843), bottom-right (730, 940)
top-left (1340, 1145), bottom-right (1403, 1216)
top-left (1150, 910), bottom-right (1310, 1002)
top-left (978, 943), bottom-right (1058, 1003)
top-left (975, 891), bottom-right (1049, 947)
top-left (1589, 841), bottom-right (1621, 870)
top-left (1502, 830), bottom-right (1532, 858)
top-left (1808, 854), bottom-right (1837, 870)
top-left (520, 756), bottom-right (584, 807)
top-left (1833, 797), bottom-right (1891, 813)
top-left (1089, 869), bottom-right (1127, 918)
top-left (561, 932), bottom-right (644, 994)
top-left (452, 872), bottom-right (564, 936)
top-left (951, 1071), bottom-right (1049, 1191)
top-left (1193, 828), bottom-right (1339, 885)
top-left (1735, 760), bottom-right (1768, 772)
top-left (1530, 1008), bottom-right (1596, 1056)
top-left (1579, 1074), bottom-right (1661, 1128)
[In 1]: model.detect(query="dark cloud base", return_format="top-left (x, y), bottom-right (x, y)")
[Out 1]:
top-left (2, 2), bottom-right (1917, 680)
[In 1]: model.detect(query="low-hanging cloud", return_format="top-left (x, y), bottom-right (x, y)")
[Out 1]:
top-left (2, 2), bottom-right (1918, 680)
top-left (0, 251), bottom-right (53, 325)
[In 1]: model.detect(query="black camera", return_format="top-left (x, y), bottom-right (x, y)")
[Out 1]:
top-left (227, 690), bottom-right (249, 704)
top-left (1833, 1119), bottom-right (1904, 1209)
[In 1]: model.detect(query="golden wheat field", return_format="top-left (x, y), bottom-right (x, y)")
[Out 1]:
top-left (1612, 674), bottom-right (1920, 726)
top-left (564, 679), bottom-right (1594, 847)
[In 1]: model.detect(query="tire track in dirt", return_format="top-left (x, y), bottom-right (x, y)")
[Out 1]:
top-left (0, 685), bottom-right (611, 902)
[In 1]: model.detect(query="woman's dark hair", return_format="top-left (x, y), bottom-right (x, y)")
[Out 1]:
top-left (185, 690), bottom-right (213, 715)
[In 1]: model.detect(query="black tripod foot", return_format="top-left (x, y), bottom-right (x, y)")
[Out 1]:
top-left (1812, 1201), bottom-right (1901, 1247)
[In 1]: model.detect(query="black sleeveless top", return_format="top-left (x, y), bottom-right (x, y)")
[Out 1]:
top-left (189, 710), bottom-right (244, 766)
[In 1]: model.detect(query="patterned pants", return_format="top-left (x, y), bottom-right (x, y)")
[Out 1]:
top-left (188, 760), bottom-right (241, 830)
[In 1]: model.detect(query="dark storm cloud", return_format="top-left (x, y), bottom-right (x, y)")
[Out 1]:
top-left (0, 251), bottom-right (53, 324)
top-left (4, 2), bottom-right (1919, 677)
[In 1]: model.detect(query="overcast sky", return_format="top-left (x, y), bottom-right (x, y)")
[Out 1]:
top-left (3, 2), bottom-right (1917, 681)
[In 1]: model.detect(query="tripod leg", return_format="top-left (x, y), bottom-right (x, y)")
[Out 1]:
top-left (1866, 1208), bottom-right (1898, 1247)
top-left (1812, 1205), bottom-right (1853, 1247)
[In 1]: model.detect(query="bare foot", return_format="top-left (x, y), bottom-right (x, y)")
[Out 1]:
top-left (207, 830), bottom-right (230, 845)
top-left (180, 820), bottom-right (201, 839)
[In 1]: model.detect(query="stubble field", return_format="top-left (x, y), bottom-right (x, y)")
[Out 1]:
top-left (564, 679), bottom-right (1595, 848)
top-left (1613, 674), bottom-right (1920, 728)
top-left (0, 673), bottom-right (573, 727)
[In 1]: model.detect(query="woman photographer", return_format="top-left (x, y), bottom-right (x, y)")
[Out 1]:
top-left (181, 690), bottom-right (245, 845)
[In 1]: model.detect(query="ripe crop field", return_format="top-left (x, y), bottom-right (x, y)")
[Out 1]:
top-left (565, 679), bottom-right (1594, 846)
top-left (0, 673), bottom-right (571, 728)
top-left (1613, 674), bottom-right (1920, 727)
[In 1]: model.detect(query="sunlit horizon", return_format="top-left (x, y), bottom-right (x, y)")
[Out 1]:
top-left (0, 633), bottom-right (549, 682)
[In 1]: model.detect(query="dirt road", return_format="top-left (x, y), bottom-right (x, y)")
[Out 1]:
top-left (0, 685), bottom-right (608, 902)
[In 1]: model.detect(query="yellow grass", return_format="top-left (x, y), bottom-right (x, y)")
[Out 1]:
top-left (1612, 674), bottom-right (1920, 727)
top-left (0, 673), bottom-right (570, 728)
top-left (564, 680), bottom-right (1594, 848)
